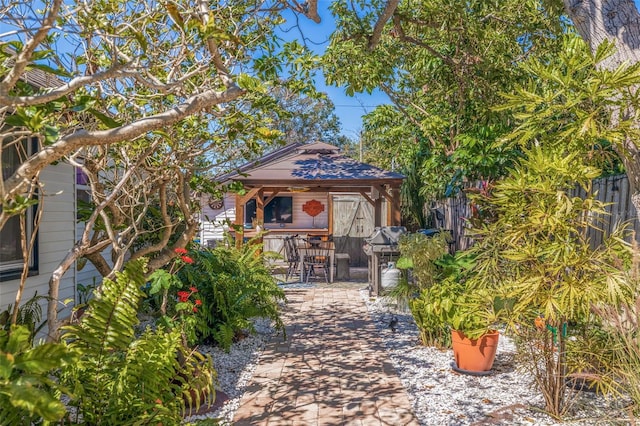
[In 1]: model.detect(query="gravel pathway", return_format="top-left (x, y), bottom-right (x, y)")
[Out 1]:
top-left (185, 283), bottom-right (630, 425)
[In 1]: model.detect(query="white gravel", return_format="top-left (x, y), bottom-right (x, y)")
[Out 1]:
top-left (184, 284), bottom-right (630, 425)
top-left (183, 317), bottom-right (276, 425)
top-left (362, 289), bottom-right (629, 426)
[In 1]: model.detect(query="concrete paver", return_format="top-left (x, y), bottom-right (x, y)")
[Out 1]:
top-left (233, 286), bottom-right (419, 426)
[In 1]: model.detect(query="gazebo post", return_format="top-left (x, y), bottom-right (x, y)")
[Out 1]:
top-left (235, 187), bottom-right (261, 248)
top-left (256, 188), bottom-right (264, 227)
top-left (372, 186), bottom-right (383, 227)
top-left (391, 185), bottom-right (401, 226)
top-left (328, 194), bottom-right (334, 235)
top-left (235, 193), bottom-right (244, 249)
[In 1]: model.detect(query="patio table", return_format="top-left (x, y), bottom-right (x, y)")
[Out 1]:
top-left (297, 241), bottom-right (334, 283)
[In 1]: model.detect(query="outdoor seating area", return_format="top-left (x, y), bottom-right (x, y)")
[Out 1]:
top-left (282, 235), bottom-right (336, 283)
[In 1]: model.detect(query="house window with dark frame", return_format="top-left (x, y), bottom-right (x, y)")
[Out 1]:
top-left (244, 196), bottom-right (294, 226)
top-left (76, 167), bottom-right (91, 220)
top-left (0, 137), bottom-right (38, 281)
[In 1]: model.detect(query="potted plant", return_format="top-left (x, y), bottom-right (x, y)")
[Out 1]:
top-left (429, 250), bottom-right (501, 372)
top-left (442, 288), bottom-right (501, 373)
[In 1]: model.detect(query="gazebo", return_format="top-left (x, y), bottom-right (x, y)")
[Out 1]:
top-left (206, 142), bottom-right (405, 265)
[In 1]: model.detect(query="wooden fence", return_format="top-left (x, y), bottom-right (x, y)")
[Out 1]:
top-left (434, 174), bottom-right (639, 252)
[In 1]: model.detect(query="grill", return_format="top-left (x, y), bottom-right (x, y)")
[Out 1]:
top-left (363, 226), bottom-right (406, 295)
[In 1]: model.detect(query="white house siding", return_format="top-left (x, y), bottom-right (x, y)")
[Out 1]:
top-left (0, 164), bottom-right (76, 318)
top-left (75, 171), bottom-right (103, 294)
top-left (200, 193), bottom-right (237, 246)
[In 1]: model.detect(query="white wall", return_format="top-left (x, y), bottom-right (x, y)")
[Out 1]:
top-left (1, 163), bottom-right (76, 319)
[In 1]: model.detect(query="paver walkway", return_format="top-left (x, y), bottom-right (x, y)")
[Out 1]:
top-left (233, 285), bottom-right (419, 425)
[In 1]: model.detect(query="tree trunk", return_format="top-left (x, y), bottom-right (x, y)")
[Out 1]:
top-left (564, 0), bottom-right (640, 221)
top-left (564, 0), bottom-right (640, 67)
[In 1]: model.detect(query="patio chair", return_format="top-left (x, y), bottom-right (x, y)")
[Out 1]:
top-left (301, 240), bottom-right (333, 284)
top-left (283, 235), bottom-right (300, 282)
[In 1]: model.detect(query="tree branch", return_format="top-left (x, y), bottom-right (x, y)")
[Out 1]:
top-left (368, 0), bottom-right (400, 50)
top-left (0, 64), bottom-right (133, 107)
top-left (4, 85), bottom-right (245, 200)
top-left (0, 0), bottom-right (62, 97)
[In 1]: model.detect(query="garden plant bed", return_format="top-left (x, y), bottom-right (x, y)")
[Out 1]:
top-left (363, 290), bottom-right (632, 425)
top-left (184, 285), bottom-right (631, 425)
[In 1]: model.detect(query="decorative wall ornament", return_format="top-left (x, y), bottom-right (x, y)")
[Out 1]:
top-left (302, 199), bottom-right (324, 227)
top-left (302, 199), bottom-right (324, 217)
top-left (208, 197), bottom-right (224, 210)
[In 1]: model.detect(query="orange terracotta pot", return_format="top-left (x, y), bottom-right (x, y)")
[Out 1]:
top-left (451, 330), bottom-right (500, 372)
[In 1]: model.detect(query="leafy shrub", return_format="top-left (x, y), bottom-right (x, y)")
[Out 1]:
top-left (176, 238), bottom-right (286, 350)
top-left (60, 259), bottom-right (215, 424)
top-left (0, 292), bottom-right (48, 343)
top-left (467, 148), bottom-right (630, 417)
top-left (409, 251), bottom-right (477, 347)
top-left (397, 231), bottom-right (449, 288)
top-left (0, 325), bottom-right (75, 425)
top-left (399, 232), bottom-right (480, 347)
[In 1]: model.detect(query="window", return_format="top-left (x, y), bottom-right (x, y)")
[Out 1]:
top-left (244, 196), bottom-right (294, 225)
top-left (76, 167), bottom-right (91, 220)
top-left (0, 137), bottom-right (38, 281)
top-left (264, 196), bottom-right (293, 223)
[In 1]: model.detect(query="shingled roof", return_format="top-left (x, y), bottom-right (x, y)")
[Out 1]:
top-left (223, 142), bottom-right (404, 187)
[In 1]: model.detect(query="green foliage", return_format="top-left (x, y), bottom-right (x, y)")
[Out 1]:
top-left (498, 33), bottom-right (640, 175)
top-left (61, 259), bottom-right (215, 424)
top-left (398, 231), bottom-right (467, 346)
top-left (593, 294), bottom-right (640, 415)
top-left (409, 250), bottom-right (496, 345)
top-left (399, 230), bottom-right (497, 345)
top-left (2, 194), bottom-right (39, 216)
top-left (383, 274), bottom-right (416, 313)
top-left (324, 0), bottom-right (565, 201)
top-left (467, 147), bottom-right (631, 416)
top-left (175, 237), bottom-right (285, 350)
top-left (469, 148), bottom-right (630, 325)
top-left (0, 293), bottom-right (48, 342)
top-left (0, 325), bottom-right (75, 425)
top-left (410, 284), bottom-right (454, 348)
top-left (400, 149), bottom-right (430, 229)
top-left (397, 232), bottom-right (449, 288)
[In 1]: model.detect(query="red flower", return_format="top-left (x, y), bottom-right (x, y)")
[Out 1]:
top-left (181, 256), bottom-right (194, 264)
top-left (192, 307), bottom-right (198, 313)
top-left (177, 291), bottom-right (190, 302)
top-left (194, 299), bottom-right (202, 306)
top-left (174, 248), bottom-right (188, 255)
top-left (189, 286), bottom-right (198, 293)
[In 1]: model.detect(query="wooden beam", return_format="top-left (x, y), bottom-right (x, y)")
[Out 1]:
top-left (328, 194), bottom-right (334, 235)
top-left (374, 197), bottom-right (383, 227)
top-left (358, 190), bottom-right (375, 206)
top-left (238, 186), bottom-right (261, 205)
top-left (249, 186), bottom-right (387, 193)
top-left (376, 184), bottom-right (393, 203)
top-left (391, 185), bottom-right (401, 226)
top-left (263, 189), bottom-right (281, 206)
top-left (235, 193), bottom-right (245, 249)
top-left (256, 188), bottom-right (264, 226)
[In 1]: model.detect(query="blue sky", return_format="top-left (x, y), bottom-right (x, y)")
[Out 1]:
top-left (277, 8), bottom-right (389, 140)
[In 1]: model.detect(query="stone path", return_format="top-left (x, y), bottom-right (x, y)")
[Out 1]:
top-left (233, 286), bottom-right (419, 425)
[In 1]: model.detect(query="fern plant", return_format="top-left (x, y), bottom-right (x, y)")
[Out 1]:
top-left (176, 237), bottom-right (286, 350)
top-left (0, 292), bottom-right (49, 342)
top-left (60, 259), bottom-right (215, 424)
top-left (0, 325), bottom-right (75, 425)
